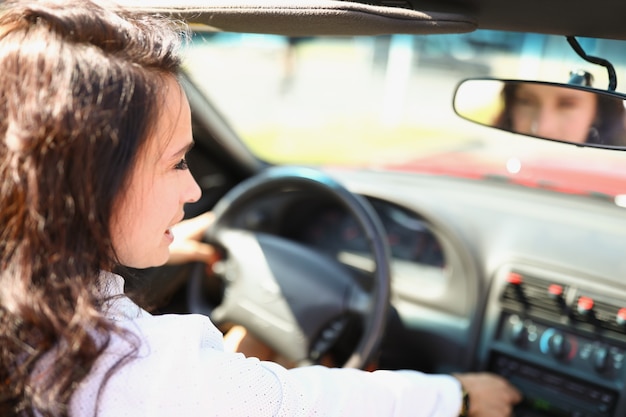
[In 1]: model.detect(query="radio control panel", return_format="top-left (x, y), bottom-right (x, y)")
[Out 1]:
top-left (479, 265), bottom-right (626, 417)
top-left (499, 313), bottom-right (625, 379)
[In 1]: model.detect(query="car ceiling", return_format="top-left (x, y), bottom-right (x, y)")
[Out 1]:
top-left (118, 0), bottom-right (626, 40)
top-left (402, 0), bottom-right (626, 41)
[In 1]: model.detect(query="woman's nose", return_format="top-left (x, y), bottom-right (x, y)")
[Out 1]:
top-left (534, 109), bottom-right (560, 139)
top-left (184, 170), bottom-right (202, 204)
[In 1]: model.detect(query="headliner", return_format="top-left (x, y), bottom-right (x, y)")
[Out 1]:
top-left (402, 0), bottom-right (626, 41)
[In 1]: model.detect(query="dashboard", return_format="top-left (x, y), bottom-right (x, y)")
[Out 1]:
top-left (330, 169), bottom-right (626, 417)
top-left (192, 166), bottom-right (626, 417)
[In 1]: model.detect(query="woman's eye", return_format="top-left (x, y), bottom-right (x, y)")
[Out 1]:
top-left (174, 158), bottom-right (189, 170)
top-left (557, 99), bottom-right (577, 109)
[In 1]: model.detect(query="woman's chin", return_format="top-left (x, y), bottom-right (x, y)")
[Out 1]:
top-left (121, 251), bottom-right (170, 270)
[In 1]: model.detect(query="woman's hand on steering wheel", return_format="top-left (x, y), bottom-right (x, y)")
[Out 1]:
top-left (167, 212), bottom-right (219, 266)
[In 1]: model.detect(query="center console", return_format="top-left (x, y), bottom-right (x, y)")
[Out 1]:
top-left (479, 264), bottom-right (626, 417)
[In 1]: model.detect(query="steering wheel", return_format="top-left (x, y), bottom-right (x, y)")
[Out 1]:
top-left (187, 166), bottom-right (391, 369)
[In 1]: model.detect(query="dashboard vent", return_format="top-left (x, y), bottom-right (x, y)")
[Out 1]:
top-left (569, 293), bottom-right (626, 335)
top-left (499, 271), bottom-right (568, 318)
top-left (499, 269), bottom-right (626, 336)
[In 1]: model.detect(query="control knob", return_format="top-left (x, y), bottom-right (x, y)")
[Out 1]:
top-left (593, 345), bottom-right (610, 373)
top-left (510, 320), bottom-right (528, 347)
top-left (548, 331), bottom-right (571, 360)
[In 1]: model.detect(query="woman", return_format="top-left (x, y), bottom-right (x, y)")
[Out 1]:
top-left (0, 1), bottom-right (520, 416)
top-left (495, 81), bottom-right (626, 146)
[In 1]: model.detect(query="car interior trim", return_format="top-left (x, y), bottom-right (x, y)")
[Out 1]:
top-left (115, 0), bottom-right (477, 36)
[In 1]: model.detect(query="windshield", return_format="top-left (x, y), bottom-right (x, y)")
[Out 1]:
top-left (183, 30), bottom-right (626, 200)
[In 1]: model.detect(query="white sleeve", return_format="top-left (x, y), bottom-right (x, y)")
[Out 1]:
top-left (272, 363), bottom-right (463, 417)
top-left (71, 312), bottom-right (462, 417)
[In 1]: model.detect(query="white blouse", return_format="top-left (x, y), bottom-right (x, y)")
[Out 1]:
top-left (69, 273), bottom-right (463, 417)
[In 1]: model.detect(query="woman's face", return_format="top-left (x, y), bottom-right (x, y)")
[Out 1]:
top-left (110, 77), bottom-right (201, 269)
top-left (510, 83), bottom-right (598, 143)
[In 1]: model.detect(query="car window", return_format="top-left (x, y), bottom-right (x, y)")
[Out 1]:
top-left (183, 30), bottom-right (626, 198)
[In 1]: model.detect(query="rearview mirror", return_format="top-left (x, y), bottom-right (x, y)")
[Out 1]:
top-left (453, 79), bottom-right (626, 150)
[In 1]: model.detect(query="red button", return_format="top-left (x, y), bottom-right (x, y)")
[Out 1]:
top-left (577, 296), bottom-right (594, 311)
top-left (549, 284), bottom-right (563, 297)
top-left (507, 272), bottom-right (523, 285)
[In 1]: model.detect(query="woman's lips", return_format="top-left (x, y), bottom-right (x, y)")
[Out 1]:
top-left (164, 227), bottom-right (174, 243)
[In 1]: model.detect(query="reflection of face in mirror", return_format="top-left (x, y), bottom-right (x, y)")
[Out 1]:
top-left (510, 84), bottom-right (595, 143)
top-left (496, 82), bottom-right (626, 146)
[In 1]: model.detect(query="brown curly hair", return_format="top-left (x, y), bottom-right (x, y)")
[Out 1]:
top-left (0, 1), bottom-right (185, 415)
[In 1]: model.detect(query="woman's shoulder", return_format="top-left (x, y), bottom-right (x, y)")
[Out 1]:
top-left (129, 311), bottom-right (225, 352)
top-left (71, 312), bottom-right (236, 416)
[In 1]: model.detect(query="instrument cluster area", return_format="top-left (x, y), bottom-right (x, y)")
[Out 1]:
top-left (223, 189), bottom-right (459, 310)
top-left (289, 197), bottom-right (445, 270)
